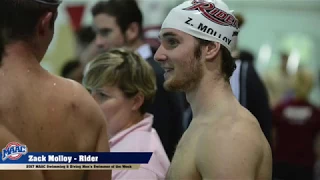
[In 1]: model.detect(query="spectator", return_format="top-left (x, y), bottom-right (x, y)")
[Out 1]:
top-left (61, 59), bottom-right (84, 83)
top-left (75, 26), bottom-right (99, 65)
top-left (272, 68), bottom-right (320, 180)
top-left (83, 48), bottom-right (170, 179)
top-left (91, 0), bottom-right (184, 160)
top-left (231, 13), bottom-right (272, 143)
top-left (239, 50), bottom-right (254, 63)
top-left (264, 52), bottom-right (295, 108)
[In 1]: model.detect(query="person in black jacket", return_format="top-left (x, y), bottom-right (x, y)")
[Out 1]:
top-left (90, 0), bottom-right (184, 160)
top-left (236, 58), bottom-right (272, 143)
top-left (231, 14), bottom-right (272, 143)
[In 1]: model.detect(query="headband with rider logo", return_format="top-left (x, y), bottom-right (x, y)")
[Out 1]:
top-left (161, 0), bottom-right (239, 53)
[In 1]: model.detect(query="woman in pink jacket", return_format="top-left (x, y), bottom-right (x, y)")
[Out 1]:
top-left (83, 48), bottom-right (170, 179)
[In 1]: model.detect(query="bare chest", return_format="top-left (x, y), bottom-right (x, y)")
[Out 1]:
top-left (166, 128), bottom-right (202, 180)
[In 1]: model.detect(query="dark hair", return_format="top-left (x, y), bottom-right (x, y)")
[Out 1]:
top-left (1, 0), bottom-right (59, 42)
top-left (76, 26), bottom-right (95, 46)
top-left (0, 32), bottom-right (4, 65)
top-left (61, 59), bottom-right (81, 78)
top-left (234, 13), bottom-right (245, 29)
top-left (239, 50), bottom-right (254, 63)
top-left (195, 37), bottom-right (236, 81)
top-left (92, 0), bottom-right (143, 38)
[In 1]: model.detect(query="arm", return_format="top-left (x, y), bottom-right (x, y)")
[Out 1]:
top-left (0, 125), bottom-right (44, 180)
top-left (85, 100), bottom-right (111, 180)
top-left (72, 81), bottom-right (111, 180)
top-left (196, 125), bottom-right (261, 180)
top-left (87, 119), bottom-right (111, 180)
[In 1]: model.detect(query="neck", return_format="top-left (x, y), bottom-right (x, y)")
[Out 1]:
top-left (186, 74), bottom-right (236, 119)
top-left (127, 38), bottom-right (144, 51)
top-left (109, 112), bottom-right (145, 139)
top-left (2, 41), bottom-right (42, 66)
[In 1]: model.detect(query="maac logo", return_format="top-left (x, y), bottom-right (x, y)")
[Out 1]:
top-left (183, 0), bottom-right (239, 29)
top-left (2, 142), bottom-right (28, 161)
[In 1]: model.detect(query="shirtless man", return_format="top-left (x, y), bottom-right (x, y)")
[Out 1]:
top-left (154, 0), bottom-right (272, 179)
top-left (0, 1), bottom-right (110, 180)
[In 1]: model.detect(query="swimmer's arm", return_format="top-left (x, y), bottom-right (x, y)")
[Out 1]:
top-left (87, 109), bottom-right (111, 180)
top-left (70, 81), bottom-right (111, 180)
top-left (196, 128), bottom-right (259, 180)
top-left (0, 170), bottom-right (44, 180)
top-left (0, 126), bottom-right (44, 180)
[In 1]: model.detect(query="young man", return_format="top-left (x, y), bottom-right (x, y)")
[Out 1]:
top-left (0, 0), bottom-right (110, 179)
top-left (91, 0), bottom-right (184, 161)
top-left (154, 0), bottom-right (272, 179)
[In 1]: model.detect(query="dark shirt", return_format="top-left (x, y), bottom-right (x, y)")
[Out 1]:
top-left (273, 99), bottom-right (320, 168)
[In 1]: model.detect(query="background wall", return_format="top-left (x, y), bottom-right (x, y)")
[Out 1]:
top-left (225, 0), bottom-right (320, 105)
top-left (42, 0), bottom-right (320, 105)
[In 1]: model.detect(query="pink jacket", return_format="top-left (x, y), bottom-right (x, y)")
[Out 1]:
top-left (109, 113), bottom-right (170, 179)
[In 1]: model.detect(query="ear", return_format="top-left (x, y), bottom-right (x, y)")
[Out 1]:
top-left (204, 42), bottom-right (220, 62)
top-left (131, 92), bottom-right (145, 112)
top-left (125, 22), bottom-right (140, 42)
top-left (37, 12), bottom-right (54, 36)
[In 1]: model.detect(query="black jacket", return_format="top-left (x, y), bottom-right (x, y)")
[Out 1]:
top-left (239, 61), bottom-right (272, 143)
top-left (145, 54), bottom-right (184, 161)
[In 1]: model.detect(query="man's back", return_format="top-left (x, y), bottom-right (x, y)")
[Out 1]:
top-left (0, 56), bottom-right (110, 180)
top-left (167, 100), bottom-right (272, 179)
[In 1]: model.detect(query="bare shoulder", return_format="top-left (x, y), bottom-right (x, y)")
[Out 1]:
top-left (53, 76), bottom-right (105, 126)
top-left (195, 106), bottom-right (270, 179)
top-left (201, 106), bottom-right (265, 148)
top-left (46, 76), bottom-right (108, 151)
top-left (52, 77), bottom-right (111, 179)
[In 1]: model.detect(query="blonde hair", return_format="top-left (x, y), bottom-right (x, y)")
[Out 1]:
top-left (83, 48), bottom-right (157, 113)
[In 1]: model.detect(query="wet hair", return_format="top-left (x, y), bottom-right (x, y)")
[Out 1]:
top-left (1, 0), bottom-right (60, 42)
top-left (194, 37), bottom-right (236, 81)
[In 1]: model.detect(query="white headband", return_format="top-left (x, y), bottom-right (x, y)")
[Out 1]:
top-left (161, 0), bottom-right (240, 52)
